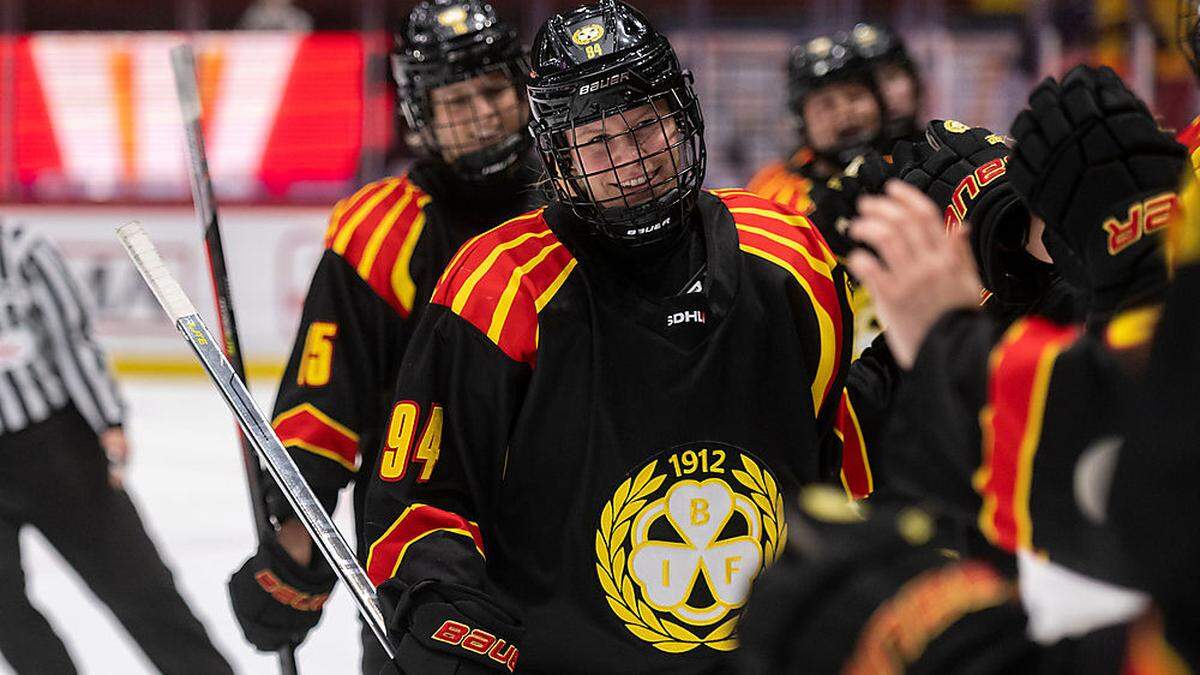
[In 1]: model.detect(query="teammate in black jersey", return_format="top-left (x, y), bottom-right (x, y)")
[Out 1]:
top-left (224, 1), bottom-right (539, 671)
top-left (362, 1), bottom-right (853, 672)
top-left (747, 32), bottom-right (887, 223)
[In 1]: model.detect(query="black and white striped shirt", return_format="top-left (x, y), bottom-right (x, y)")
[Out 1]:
top-left (0, 222), bottom-right (124, 435)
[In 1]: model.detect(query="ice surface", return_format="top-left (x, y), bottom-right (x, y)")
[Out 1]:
top-left (3, 378), bottom-right (364, 675)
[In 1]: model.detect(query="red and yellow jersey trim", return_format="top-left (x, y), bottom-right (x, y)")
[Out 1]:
top-left (836, 388), bottom-right (873, 500)
top-left (1122, 610), bottom-right (1194, 675)
top-left (272, 403), bottom-right (360, 473)
top-left (323, 174), bottom-right (433, 318)
top-left (746, 153), bottom-right (816, 215)
top-left (717, 189), bottom-right (846, 415)
top-left (843, 561), bottom-right (1015, 675)
top-left (973, 317), bottom-right (1081, 553)
top-left (365, 503), bottom-right (485, 587)
top-left (1168, 116), bottom-right (1200, 268)
top-left (430, 208), bottom-right (577, 366)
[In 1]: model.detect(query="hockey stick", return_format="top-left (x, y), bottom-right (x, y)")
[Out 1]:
top-left (117, 222), bottom-right (396, 661)
top-left (167, 43), bottom-right (294, 671)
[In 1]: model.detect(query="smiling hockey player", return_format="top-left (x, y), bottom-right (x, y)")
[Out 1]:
top-left (224, 1), bottom-right (539, 671)
top-left (361, 1), bottom-right (854, 672)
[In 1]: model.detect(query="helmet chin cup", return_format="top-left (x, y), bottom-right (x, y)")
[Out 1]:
top-left (445, 131), bottom-right (530, 183)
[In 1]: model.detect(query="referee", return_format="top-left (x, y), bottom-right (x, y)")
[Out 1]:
top-left (0, 222), bottom-right (231, 674)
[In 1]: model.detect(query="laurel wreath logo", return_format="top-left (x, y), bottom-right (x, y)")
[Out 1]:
top-left (595, 453), bottom-right (786, 653)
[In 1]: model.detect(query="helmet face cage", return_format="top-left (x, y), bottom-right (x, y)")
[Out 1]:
top-left (786, 35), bottom-right (886, 164)
top-left (1178, 0), bottom-right (1200, 78)
top-left (395, 52), bottom-right (532, 180)
top-left (534, 79), bottom-right (706, 246)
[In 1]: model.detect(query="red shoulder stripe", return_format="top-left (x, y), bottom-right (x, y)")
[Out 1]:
top-left (272, 403), bottom-right (360, 472)
top-left (1176, 115), bottom-right (1200, 156)
top-left (836, 389), bottom-right (872, 500)
top-left (335, 179), bottom-right (411, 266)
top-left (365, 504), bottom-right (484, 587)
top-left (730, 194), bottom-right (845, 412)
top-left (976, 318), bottom-right (1081, 553)
top-left (431, 209), bottom-right (576, 365)
top-left (364, 187), bottom-right (430, 317)
top-left (431, 209), bottom-right (548, 305)
top-left (489, 243), bottom-right (576, 366)
top-left (738, 224), bottom-right (845, 412)
top-left (323, 178), bottom-right (400, 249)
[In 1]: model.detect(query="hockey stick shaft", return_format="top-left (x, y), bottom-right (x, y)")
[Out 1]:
top-left (168, 43), bottom-right (291, 671)
top-left (117, 223), bottom-right (396, 660)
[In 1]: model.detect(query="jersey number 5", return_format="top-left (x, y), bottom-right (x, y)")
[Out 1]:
top-left (298, 322), bottom-right (337, 387)
top-left (378, 401), bottom-right (443, 482)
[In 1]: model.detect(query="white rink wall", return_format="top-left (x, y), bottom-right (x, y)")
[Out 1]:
top-left (3, 378), bottom-right (364, 674)
top-left (0, 205), bottom-right (331, 376)
top-left (0, 205), bottom-right (364, 673)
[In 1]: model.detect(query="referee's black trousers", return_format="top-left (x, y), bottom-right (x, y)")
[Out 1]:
top-left (0, 406), bottom-right (232, 674)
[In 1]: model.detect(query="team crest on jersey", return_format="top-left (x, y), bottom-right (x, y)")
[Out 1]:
top-left (595, 442), bottom-right (785, 653)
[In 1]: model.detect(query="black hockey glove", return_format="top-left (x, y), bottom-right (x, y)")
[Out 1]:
top-left (897, 119), bottom-right (1062, 307)
top-left (893, 119), bottom-right (1011, 230)
top-left (227, 535), bottom-right (335, 651)
top-left (808, 151), bottom-right (892, 257)
top-left (380, 578), bottom-right (523, 675)
top-left (1008, 65), bottom-right (1185, 314)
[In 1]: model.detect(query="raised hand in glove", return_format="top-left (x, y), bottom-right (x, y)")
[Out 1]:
top-left (380, 579), bottom-right (523, 674)
top-left (895, 120), bottom-right (1059, 308)
top-left (808, 151), bottom-right (893, 257)
top-left (1007, 65), bottom-right (1186, 314)
top-left (228, 532), bottom-right (335, 651)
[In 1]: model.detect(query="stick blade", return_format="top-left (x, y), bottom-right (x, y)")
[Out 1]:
top-left (116, 222), bottom-right (197, 321)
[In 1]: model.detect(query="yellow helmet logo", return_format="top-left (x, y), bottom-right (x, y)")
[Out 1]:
top-left (853, 24), bottom-right (879, 46)
top-left (806, 36), bottom-right (834, 57)
top-left (436, 6), bottom-right (469, 35)
top-left (571, 23), bottom-right (605, 46)
top-left (943, 119), bottom-right (970, 134)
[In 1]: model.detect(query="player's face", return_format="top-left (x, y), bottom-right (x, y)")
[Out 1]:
top-left (801, 81), bottom-right (882, 155)
top-left (566, 100), bottom-right (683, 209)
top-left (428, 70), bottom-right (526, 162)
top-left (875, 62), bottom-right (918, 122)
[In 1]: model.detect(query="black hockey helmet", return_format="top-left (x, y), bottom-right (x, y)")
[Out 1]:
top-left (1178, 0), bottom-right (1200, 81)
top-left (787, 33), bottom-right (885, 165)
top-left (528, 0), bottom-right (706, 248)
top-left (392, 0), bottom-right (530, 182)
top-left (849, 22), bottom-right (918, 80)
top-left (850, 22), bottom-right (923, 142)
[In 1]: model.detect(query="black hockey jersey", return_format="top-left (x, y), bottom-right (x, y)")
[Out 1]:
top-left (363, 188), bottom-right (853, 673)
top-left (268, 159), bottom-right (537, 546)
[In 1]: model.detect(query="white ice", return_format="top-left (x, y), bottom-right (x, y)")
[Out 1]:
top-left (2, 378), bottom-right (364, 675)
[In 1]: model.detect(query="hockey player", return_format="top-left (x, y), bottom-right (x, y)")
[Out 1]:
top-left (747, 32), bottom-right (887, 224)
top-left (849, 22), bottom-right (924, 146)
top-left (846, 66), bottom-right (1189, 651)
top-left (0, 223), bottom-right (232, 674)
top-left (362, 1), bottom-right (853, 671)
top-left (224, 1), bottom-right (538, 671)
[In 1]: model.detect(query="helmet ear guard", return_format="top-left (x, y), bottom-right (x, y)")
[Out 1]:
top-left (527, 0), bottom-right (707, 247)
